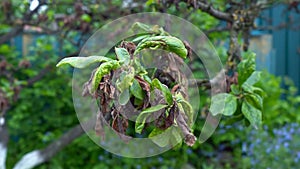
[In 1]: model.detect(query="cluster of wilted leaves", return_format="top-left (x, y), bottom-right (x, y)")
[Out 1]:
top-left (57, 22), bottom-right (196, 147)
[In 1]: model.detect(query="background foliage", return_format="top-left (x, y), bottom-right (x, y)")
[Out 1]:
top-left (0, 0), bottom-right (300, 168)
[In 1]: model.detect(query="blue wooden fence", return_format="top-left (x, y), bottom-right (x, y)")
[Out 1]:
top-left (253, 4), bottom-right (300, 91)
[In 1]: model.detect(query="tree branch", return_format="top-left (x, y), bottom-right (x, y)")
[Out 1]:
top-left (13, 121), bottom-right (92, 169)
top-left (187, 0), bottom-right (232, 22)
top-left (0, 124), bottom-right (9, 169)
top-left (0, 0), bottom-right (47, 45)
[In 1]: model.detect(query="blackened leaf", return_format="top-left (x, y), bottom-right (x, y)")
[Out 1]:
top-left (95, 110), bottom-right (105, 140)
top-left (242, 99), bottom-right (262, 129)
top-left (119, 88), bottom-right (130, 105)
top-left (176, 109), bottom-right (196, 146)
top-left (135, 104), bottom-right (168, 134)
top-left (92, 60), bottom-right (120, 92)
top-left (115, 47), bottom-right (130, 65)
top-left (152, 78), bottom-right (173, 105)
top-left (56, 56), bottom-right (112, 68)
top-left (210, 93), bottom-right (237, 116)
top-left (130, 79), bottom-right (144, 100)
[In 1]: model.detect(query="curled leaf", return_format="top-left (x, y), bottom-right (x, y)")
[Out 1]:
top-left (152, 78), bottom-right (173, 105)
top-left (118, 88), bottom-right (130, 105)
top-left (134, 36), bottom-right (188, 59)
top-left (115, 47), bottom-right (130, 65)
top-left (56, 56), bottom-right (112, 68)
top-left (130, 79), bottom-right (144, 100)
top-left (135, 104), bottom-right (168, 134)
top-left (176, 107), bottom-right (196, 146)
top-left (149, 127), bottom-right (182, 147)
top-left (176, 93), bottom-right (194, 127)
top-left (92, 60), bottom-right (120, 92)
top-left (237, 52), bottom-right (256, 85)
top-left (242, 99), bottom-right (262, 129)
top-left (116, 67), bottom-right (135, 92)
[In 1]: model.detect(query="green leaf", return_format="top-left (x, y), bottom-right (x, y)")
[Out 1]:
top-left (244, 71), bottom-right (261, 86)
top-left (242, 99), bottom-right (262, 129)
top-left (131, 22), bottom-right (151, 32)
top-left (132, 35), bottom-right (151, 43)
top-left (130, 79), bottom-right (144, 100)
top-left (116, 67), bottom-right (135, 92)
top-left (134, 36), bottom-right (187, 59)
top-left (176, 93), bottom-right (194, 127)
top-left (133, 58), bottom-right (147, 75)
top-left (151, 78), bottom-right (173, 105)
top-left (115, 47), bottom-right (130, 65)
top-left (230, 84), bottom-right (240, 95)
top-left (135, 104), bottom-right (168, 134)
top-left (242, 83), bottom-right (265, 97)
top-left (170, 127), bottom-right (183, 148)
top-left (237, 52), bottom-right (256, 85)
top-left (245, 93), bottom-right (263, 110)
top-left (149, 127), bottom-right (182, 147)
top-left (56, 56), bottom-right (112, 68)
top-left (92, 60), bottom-right (120, 92)
top-left (210, 93), bottom-right (237, 116)
top-left (149, 127), bottom-right (169, 147)
top-left (119, 88), bottom-right (130, 105)
top-left (81, 14), bottom-right (92, 23)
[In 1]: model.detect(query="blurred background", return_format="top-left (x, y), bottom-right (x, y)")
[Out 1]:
top-left (0, 0), bottom-right (300, 169)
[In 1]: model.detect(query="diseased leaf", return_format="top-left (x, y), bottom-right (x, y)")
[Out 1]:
top-left (210, 93), bottom-right (237, 116)
top-left (131, 22), bottom-right (151, 32)
top-left (245, 93), bottom-right (263, 110)
top-left (175, 109), bottom-right (196, 146)
top-left (170, 127), bottom-right (183, 147)
top-left (244, 71), bottom-right (261, 86)
top-left (242, 83), bottom-right (265, 97)
top-left (134, 36), bottom-right (188, 59)
top-left (237, 52), bottom-right (256, 85)
top-left (149, 127), bottom-right (169, 147)
top-left (130, 79), bottom-right (144, 100)
top-left (56, 56), bottom-right (112, 68)
top-left (115, 47), bottom-right (130, 65)
top-left (149, 127), bottom-right (182, 148)
top-left (176, 93), bottom-right (194, 127)
top-left (116, 67), bottom-right (135, 92)
top-left (135, 104), bottom-right (168, 134)
top-left (133, 58), bottom-right (147, 75)
top-left (119, 88), bottom-right (130, 105)
top-left (92, 60), bottom-right (120, 92)
top-left (242, 99), bottom-right (262, 129)
top-left (132, 34), bottom-right (151, 43)
top-left (131, 22), bottom-right (169, 36)
top-left (152, 78), bottom-right (173, 105)
top-left (230, 84), bottom-right (240, 95)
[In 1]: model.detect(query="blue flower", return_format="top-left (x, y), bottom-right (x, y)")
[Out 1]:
top-left (98, 155), bottom-right (104, 161)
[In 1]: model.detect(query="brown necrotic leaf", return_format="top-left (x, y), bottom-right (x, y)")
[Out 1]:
top-left (95, 110), bottom-right (106, 140)
top-left (135, 76), bottom-right (151, 109)
top-left (175, 105), bottom-right (196, 146)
